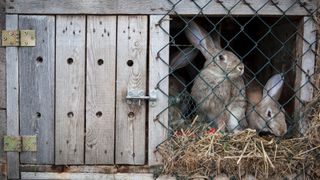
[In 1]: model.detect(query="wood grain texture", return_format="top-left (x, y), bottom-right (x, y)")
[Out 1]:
top-left (0, 2), bottom-right (6, 180)
top-left (86, 16), bottom-right (116, 164)
top-left (19, 15), bottom-right (55, 164)
top-left (297, 17), bottom-right (316, 134)
top-left (6, 14), bottom-right (20, 179)
top-left (148, 15), bottom-right (169, 165)
top-left (6, 0), bottom-right (317, 15)
top-left (55, 15), bottom-right (85, 165)
top-left (0, 0), bottom-right (5, 109)
top-left (300, 17), bottom-right (316, 102)
top-left (21, 172), bottom-right (176, 180)
top-left (116, 16), bottom-right (147, 165)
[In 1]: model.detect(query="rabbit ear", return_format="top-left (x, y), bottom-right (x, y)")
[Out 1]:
top-left (170, 47), bottom-right (199, 70)
top-left (263, 74), bottom-right (284, 101)
top-left (211, 25), bottom-right (222, 50)
top-left (185, 21), bottom-right (219, 59)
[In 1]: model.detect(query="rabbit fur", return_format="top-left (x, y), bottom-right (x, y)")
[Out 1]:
top-left (185, 21), bottom-right (247, 132)
top-left (246, 74), bottom-right (287, 136)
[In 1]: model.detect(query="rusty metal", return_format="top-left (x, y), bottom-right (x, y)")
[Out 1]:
top-left (1, 30), bottom-right (36, 46)
top-left (3, 136), bottom-right (21, 152)
top-left (1, 30), bottom-right (19, 46)
top-left (20, 30), bottom-right (36, 46)
top-left (3, 135), bottom-right (37, 152)
top-left (22, 136), bottom-right (37, 152)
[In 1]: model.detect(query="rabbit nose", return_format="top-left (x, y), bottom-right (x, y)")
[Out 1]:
top-left (237, 65), bottom-right (244, 74)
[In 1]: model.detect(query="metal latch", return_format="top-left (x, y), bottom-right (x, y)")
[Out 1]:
top-left (126, 89), bottom-right (157, 106)
top-left (4, 135), bottom-right (37, 152)
top-left (1, 30), bottom-right (36, 47)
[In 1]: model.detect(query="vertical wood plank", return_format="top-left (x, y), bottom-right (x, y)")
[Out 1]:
top-left (300, 17), bottom-right (316, 102)
top-left (19, 15), bottom-right (55, 164)
top-left (6, 14), bottom-right (20, 179)
top-left (298, 17), bottom-right (316, 134)
top-left (116, 16), bottom-right (147, 165)
top-left (85, 16), bottom-right (116, 164)
top-left (148, 15), bottom-right (169, 165)
top-left (55, 15), bottom-right (85, 165)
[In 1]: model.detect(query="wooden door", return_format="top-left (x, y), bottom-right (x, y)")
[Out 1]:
top-left (5, 15), bottom-right (169, 177)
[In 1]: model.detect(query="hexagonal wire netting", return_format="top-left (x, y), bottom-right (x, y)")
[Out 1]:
top-left (152, 0), bottom-right (319, 178)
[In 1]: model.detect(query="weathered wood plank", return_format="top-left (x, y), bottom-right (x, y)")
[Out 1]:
top-left (6, 0), bottom-right (317, 16)
top-left (6, 14), bottom-right (20, 179)
top-left (0, 1), bottom-right (7, 179)
top-left (19, 15), bottom-right (55, 164)
top-left (86, 16), bottom-right (116, 164)
top-left (0, 110), bottom-right (6, 179)
top-left (55, 15), bottom-right (86, 165)
top-left (148, 15), bottom-right (169, 165)
top-left (298, 17), bottom-right (316, 134)
top-left (300, 17), bottom-right (316, 102)
top-left (0, 0), bottom-right (5, 109)
top-left (21, 172), bottom-right (176, 180)
top-left (116, 16), bottom-right (148, 164)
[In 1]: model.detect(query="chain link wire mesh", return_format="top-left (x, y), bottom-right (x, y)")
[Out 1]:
top-left (153, 0), bottom-right (319, 178)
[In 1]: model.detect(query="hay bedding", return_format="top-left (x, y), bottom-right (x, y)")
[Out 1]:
top-left (157, 13), bottom-right (320, 180)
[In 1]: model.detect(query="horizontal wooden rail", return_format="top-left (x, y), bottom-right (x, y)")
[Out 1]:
top-left (6, 0), bottom-right (317, 16)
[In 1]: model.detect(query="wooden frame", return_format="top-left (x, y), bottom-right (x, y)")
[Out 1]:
top-left (3, 0), bottom-right (318, 179)
top-left (6, 0), bottom-right (317, 16)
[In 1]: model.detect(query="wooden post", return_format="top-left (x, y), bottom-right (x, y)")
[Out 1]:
top-left (148, 15), bottom-right (169, 165)
top-left (298, 17), bottom-right (316, 134)
top-left (6, 14), bottom-right (20, 179)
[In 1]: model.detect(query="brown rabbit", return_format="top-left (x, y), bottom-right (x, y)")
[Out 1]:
top-left (185, 21), bottom-right (247, 132)
top-left (169, 48), bottom-right (198, 130)
top-left (246, 74), bottom-right (287, 136)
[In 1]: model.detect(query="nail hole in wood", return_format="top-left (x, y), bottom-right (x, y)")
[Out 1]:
top-left (36, 56), bottom-right (43, 63)
top-left (127, 60), bottom-right (134, 67)
top-left (97, 59), bottom-right (104, 65)
top-left (96, 111), bottom-right (102, 118)
top-left (36, 112), bottom-right (41, 118)
top-left (67, 58), bottom-right (73, 65)
top-left (128, 112), bottom-right (135, 118)
top-left (67, 112), bottom-right (74, 118)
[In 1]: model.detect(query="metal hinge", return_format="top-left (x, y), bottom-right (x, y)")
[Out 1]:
top-left (4, 135), bottom-right (37, 152)
top-left (126, 89), bottom-right (157, 106)
top-left (1, 30), bottom-right (36, 47)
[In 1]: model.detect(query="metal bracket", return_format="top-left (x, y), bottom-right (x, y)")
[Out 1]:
top-left (126, 89), bottom-right (157, 106)
top-left (4, 135), bottom-right (37, 152)
top-left (1, 30), bottom-right (36, 47)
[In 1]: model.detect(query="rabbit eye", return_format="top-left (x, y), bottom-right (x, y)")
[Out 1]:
top-left (218, 55), bottom-right (225, 61)
top-left (267, 110), bottom-right (272, 118)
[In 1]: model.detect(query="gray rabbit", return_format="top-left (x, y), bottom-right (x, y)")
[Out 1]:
top-left (246, 74), bottom-right (287, 136)
top-left (185, 21), bottom-right (247, 132)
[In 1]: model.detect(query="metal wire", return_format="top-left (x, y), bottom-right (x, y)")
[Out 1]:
top-left (154, 0), bottom-right (319, 178)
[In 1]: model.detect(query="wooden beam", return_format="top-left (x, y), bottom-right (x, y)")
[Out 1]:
top-left (5, 14), bottom-right (19, 179)
top-left (6, 0), bottom-right (317, 16)
top-left (21, 172), bottom-right (176, 180)
top-left (148, 15), bottom-right (169, 165)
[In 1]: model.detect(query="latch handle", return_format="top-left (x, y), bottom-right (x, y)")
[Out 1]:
top-left (126, 89), bottom-right (157, 106)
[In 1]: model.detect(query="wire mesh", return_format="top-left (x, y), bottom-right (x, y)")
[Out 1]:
top-left (153, 0), bottom-right (319, 178)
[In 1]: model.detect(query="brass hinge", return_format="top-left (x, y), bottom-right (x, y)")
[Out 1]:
top-left (1, 30), bottom-right (36, 47)
top-left (4, 135), bottom-right (37, 152)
